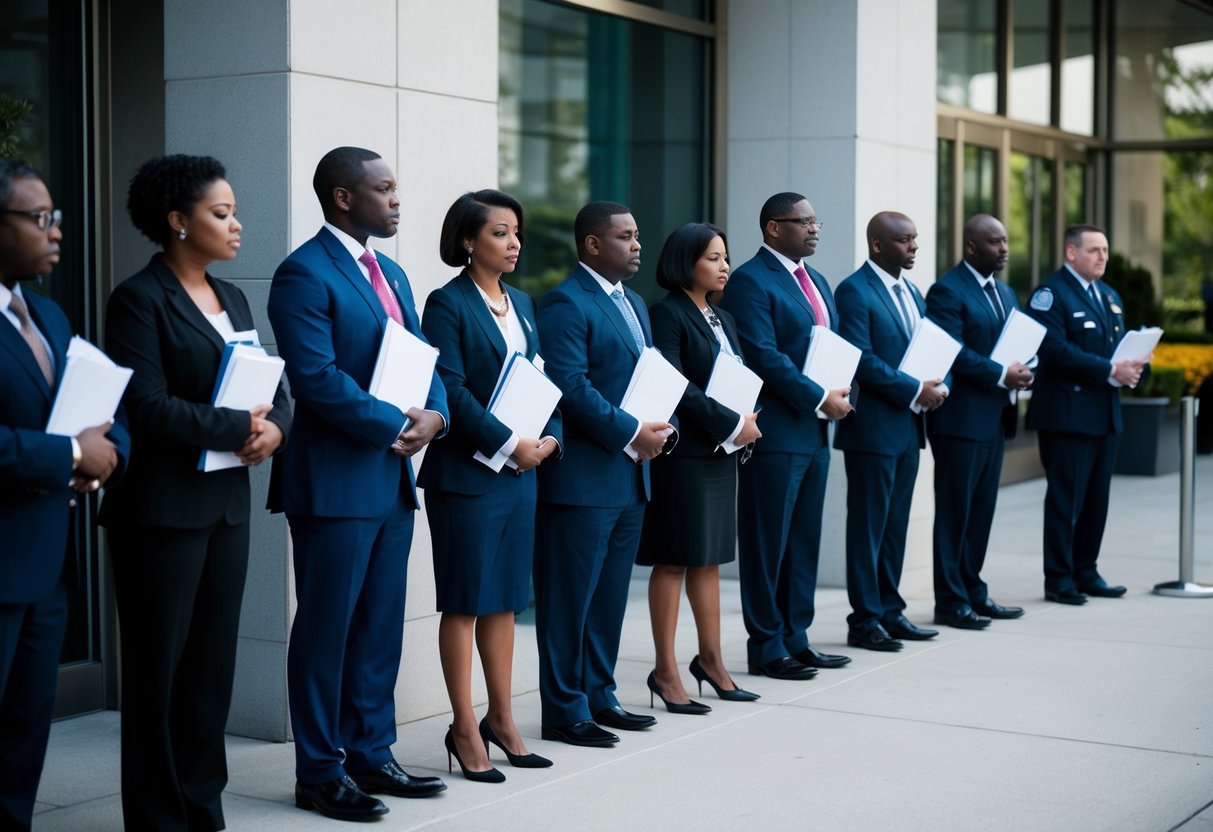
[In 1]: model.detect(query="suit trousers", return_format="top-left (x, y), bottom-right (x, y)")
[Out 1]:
top-left (0, 583), bottom-right (68, 832)
top-left (930, 433), bottom-right (1004, 613)
top-left (287, 495), bottom-right (414, 784)
top-left (109, 520), bottom-right (250, 832)
top-left (844, 449), bottom-right (919, 628)
top-left (533, 501), bottom-right (643, 727)
top-left (1037, 430), bottom-right (1120, 593)
top-left (736, 449), bottom-right (829, 664)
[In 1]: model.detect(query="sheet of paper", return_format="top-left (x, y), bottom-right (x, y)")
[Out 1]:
top-left (473, 353), bottom-right (562, 472)
top-left (620, 347), bottom-right (688, 461)
top-left (801, 326), bottom-right (861, 420)
top-left (898, 318), bottom-right (963, 382)
top-left (45, 337), bottom-right (134, 437)
top-left (703, 352), bottom-right (762, 454)
top-left (368, 318), bottom-right (440, 420)
top-left (200, 344), bottom-right (285, 472)
top-left (990, 308), bottom-right (1047, 366)
top-left (1111, 327), bottom-right (1163, 364)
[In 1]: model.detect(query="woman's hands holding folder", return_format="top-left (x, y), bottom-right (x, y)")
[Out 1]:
top-left (236, 404), bottom-right (284, 466)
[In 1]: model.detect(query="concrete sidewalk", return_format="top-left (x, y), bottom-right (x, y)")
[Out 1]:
top-left (33, 459), bottom-right (1213, 831)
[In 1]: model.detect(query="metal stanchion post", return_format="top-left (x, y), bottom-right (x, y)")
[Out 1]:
top-left (1154, 396), bottom-right (1213, 597)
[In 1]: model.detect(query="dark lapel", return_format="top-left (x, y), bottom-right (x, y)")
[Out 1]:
top-left (757, 247), bottom-right (816, 321)
top-left (506, 283), bottom-right (541, 358)
top-left (211, 275), bottom-right (255, 334)
top-left (670, 290), bottom-right (720, 359)
top-left (862, 262), bottom-right (910, 344)
top-left (575, 266), bottom-right (642, 359)
top-left (1060, 269), bottom-right (1107, 331)
top-left (805, 265), bottom-right (836, 329)
top-left (317, 227), bottom-right (387, 325)
top-left (456, 271), bottom-right (508, 363)
top-left (957, 263), bottom-right (1002, 330)
top-left (147, 256), bottom-right (227, 353)
top-left (1, 288), bottom-right (54, 401)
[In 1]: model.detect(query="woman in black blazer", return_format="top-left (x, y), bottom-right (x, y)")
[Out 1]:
top-left (640, 223), bottom-right (762, 712)
top-left (418, 190), bottom-right (560, 782)
top-left (99, 155), bottom-right (290, 830)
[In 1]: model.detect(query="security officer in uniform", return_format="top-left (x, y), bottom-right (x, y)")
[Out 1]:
top-left (1025, 224), bottom-right (1145, 605)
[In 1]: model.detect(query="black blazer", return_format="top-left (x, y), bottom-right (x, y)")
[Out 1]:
top-left (650, 290), bottom-right (747, 458)
top-left (99, 255), bottom-right (291, 529)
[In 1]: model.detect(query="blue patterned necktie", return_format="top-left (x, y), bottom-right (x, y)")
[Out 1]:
top-left (610, 288), bottom-right (645, 352)
top-left (892, 282), bottom-right (914, 338)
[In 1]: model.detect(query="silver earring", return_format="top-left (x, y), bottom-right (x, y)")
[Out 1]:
top-left (466, 245), bottom-right (473, 264)
top-left (178, 228), bottom-right (187, 241)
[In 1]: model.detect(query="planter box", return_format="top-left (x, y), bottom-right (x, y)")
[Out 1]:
top-left (1115, 397), bottom-right (1181, 476)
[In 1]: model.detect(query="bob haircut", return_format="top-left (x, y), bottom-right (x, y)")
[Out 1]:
top-left (655, 222), bottom-right (728, 292)
top-left (127, 154), bottom-right (226, 246)
top-left (439, 189), bottom-right (525, 268)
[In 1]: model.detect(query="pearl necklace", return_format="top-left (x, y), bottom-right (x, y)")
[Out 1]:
top-left (484, 290), bottom-right (509, 317)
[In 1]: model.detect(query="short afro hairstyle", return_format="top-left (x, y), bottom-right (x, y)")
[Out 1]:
top-left (313, 146), bottom-right (382, 214)
top-left (758, 191), bottom-right (807, 232)
top-left (0, 159), bottom-right (41, 208)
top-left (127, 154), bottom-right (226, 246)
top-left (573, 200), bottom-right (631, 259)
top-left (439, 189), bottom-right (525, 268)
top-left (656, 222), bottom-right (728, 292)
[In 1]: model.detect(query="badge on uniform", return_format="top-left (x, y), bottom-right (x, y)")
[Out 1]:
top-left (1083, 321), bottom-right (1096, 329)
top-left (1110, 303), bottom-right (1122, 314)
top-left (1030, 287), bottom-right (1054, 311)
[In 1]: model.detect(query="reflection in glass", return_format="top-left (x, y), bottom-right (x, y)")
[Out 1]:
top-left (1162, 151), bottom-right (1213, 306)
top-left (1061, 0), bottom-right (1095, 135)
top-left (963, 144), bottom-right (997, 221)
top-left (499, 0), bottom-right (710, 303)
top-left (1010, 0), bottom-right (1052, 125)
top-left (1064, 161), bottom-right (1088, 227)
top-left (938, 139), bottom-right (955, 276)
top-left (937, 0), bottom-right (998, 113)
top-left (1007, 152), bottom-right (1055, 301)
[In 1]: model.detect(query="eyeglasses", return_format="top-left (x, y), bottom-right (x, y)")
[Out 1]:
top-left (0, 208), bottom-right (62, 231)
top-left (771, 217), bottom-right (823, 230)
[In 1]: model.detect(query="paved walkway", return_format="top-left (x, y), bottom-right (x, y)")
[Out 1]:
top-left (33, 459), bottom-right (1213, 831)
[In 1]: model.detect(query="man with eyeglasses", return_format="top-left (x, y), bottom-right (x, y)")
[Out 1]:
top-left (718, 191), bottom-right (853, 681)
top-left (0, 159), bottom-right (128, 830)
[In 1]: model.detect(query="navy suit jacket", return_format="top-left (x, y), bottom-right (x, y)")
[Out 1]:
top-left (834, 262), bottom-right (928, 455)
top-left (1025, 267), bottom-right (1127, 436)
top-left (267, 228), bottom-right (448, 518)
top-left (536, 266), bottom-right (652, 508)
top-left (417, 272), bottom-right (562, 496)
top-left (99, 255), bottom-right (291, 529)
top-left (925, 262), bottom-right (1019, 442)
top-left (649, 291), bottom-right (746, 457)
top-left (716, 247), bottom-right (837, 455)
top-left (0, 287), bottom-right (129, 604)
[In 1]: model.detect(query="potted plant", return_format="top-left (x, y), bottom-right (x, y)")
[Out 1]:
top-left (1116, 365), bottom-right (1186, 475)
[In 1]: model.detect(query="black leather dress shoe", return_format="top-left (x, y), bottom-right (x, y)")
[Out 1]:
top-left (793, 647), bottom-right (852, 669)
top-left (847, 624), bottom-right (903, 652)
top-left (296, 775), bottom-right (388, 820)
top-left (1045, 589), bottom-right (1088, 605)
top-left (933, 609), bottom-right (992, 630)
top-left (350, 759), bottom-right (447, 798)
top-left (747, 656), bottom-right (818, 680)
top-left (593, 706), bottom-right (656, 731)
top-left (541, 720), bottom-right (618, 747)
top-left (1079, 582), bottom-right (1127, 598)
top-left (883, 614), bottom-right (939, 640)
top-left (972, 599), bottom-right (1024, 619)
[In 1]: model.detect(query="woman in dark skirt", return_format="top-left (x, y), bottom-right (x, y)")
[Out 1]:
top-left (641, 222), bottom-right (762, 712)
top-left (418, 189), bottom-right (561, 781)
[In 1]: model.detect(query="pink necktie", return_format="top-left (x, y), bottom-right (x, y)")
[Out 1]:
top-left (8, 292), bottom-right (54, 385)
top-left (794, 265), bottom-right (827, 326)
top-left (359, 250), bottom-right (404, 326)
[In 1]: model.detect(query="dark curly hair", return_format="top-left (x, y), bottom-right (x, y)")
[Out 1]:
top-left (438, 189), bottom-right (524, 268)
top-left (126, 154), bottom-right (227, 246)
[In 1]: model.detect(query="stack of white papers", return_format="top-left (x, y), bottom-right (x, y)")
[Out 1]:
top-left (369, 319), bottom-right (440, 424)
top-left (45, 337), bottom-right (134, 437)
top-left (1111, 326), bottom-right (1163, 364)
top-left (473, 352), bottom-right (562, 472)
top-left (620, 347), bottom-right (688, 461)
top-left (199, 343), bottom-right (286, 472)
top-left (802, 326), bottom-right (862, 419)
top-left (703, 353), bottom-right (762, 454)
top-left (898, 318), bottom-right (962, 382)
top-left (990, 308), bottom-right (1047, 366)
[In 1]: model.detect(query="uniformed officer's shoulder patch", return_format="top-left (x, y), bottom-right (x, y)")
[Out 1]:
top-left (1029, 287), bottom-right (1054, 311)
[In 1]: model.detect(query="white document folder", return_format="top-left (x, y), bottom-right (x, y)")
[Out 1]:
top-left (990, 308), bottom-right (1047, 366)
top-left (703, 353), bottom-right (762, 454)
top-left (45, 336), bottom-right (134, 437)
top-left (898, 318), bottom-right (963, 382)
top-left (199, 343), bottom-right (286, 472)
top-left (802, 326), bottom-right (862, 419)
top-left (620, 347), bottom-right (689, 461)
top-left (473, 352), bottom-right (562, 472)
top-left (1111, 326), bottom-right (1163, 364)
top-left (368, 319), bottom-right (440, 423)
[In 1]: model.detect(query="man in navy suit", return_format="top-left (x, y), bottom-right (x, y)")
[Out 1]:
top-left (926, 214), bottom-right (1034, 630)
top-left (268, 147), bottom-right (449, 821)
top-left (0, 160), bottom-right (128, 830)
top-left (717, 192), bottom-right (853, 680)
top-left (535, 201), bottom-right (673, 746)
top-left (835, 212), bottom-right (945, 651)
top-left (1025, 224), bottom-right (1142, 605)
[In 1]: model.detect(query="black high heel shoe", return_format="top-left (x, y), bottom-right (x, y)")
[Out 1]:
top-left (646, 671), bottom-right (711, 714)
top-left (444, 726), bottom-right (505, 783)
top-left (689, 655), bottom-right (761, 702)
top-left (479, 718), bottom-right (553, 768)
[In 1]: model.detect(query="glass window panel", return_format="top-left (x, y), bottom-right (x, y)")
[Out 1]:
top-left (628, 0), bottom-right (712, 23)
top-left (499, 0), bottom-right (710, 303)
top-left (1063, 160), bottom-right (1088, 227)
top-left (937, 138), bottom-right (955, 276)
top-left (1007, 152), bottom-right (1055, 301)
top-left (937, 0), bottom-right (999, 113)
top-left (1060, 0), bottom-right (1094, 135)
top-left (1114, 0), bottom-right (1213, 140)
top-left (963, 144), bottom-right (997, 220)
top-left (1010, 0), bottom-right (1052, 125)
